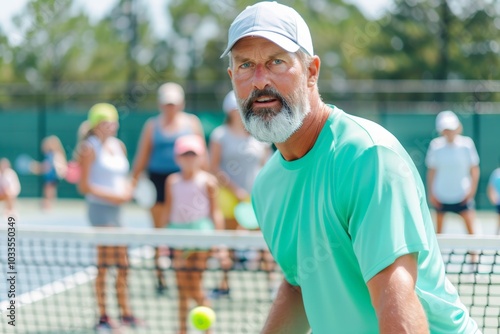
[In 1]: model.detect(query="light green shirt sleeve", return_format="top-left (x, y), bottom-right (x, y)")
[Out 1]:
top-left (338, 145), bottom-right (430, 282)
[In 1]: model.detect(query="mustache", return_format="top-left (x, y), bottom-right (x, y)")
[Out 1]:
top-left (247, 87), bottom-right (281, 103)
top-left (242, 87), bottom-right (291, 119)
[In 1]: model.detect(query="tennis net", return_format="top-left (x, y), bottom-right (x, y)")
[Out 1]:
top-left (1, 226), bottom-right (499, 333)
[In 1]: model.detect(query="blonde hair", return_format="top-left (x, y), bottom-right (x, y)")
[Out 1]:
top-left (73, 120), bottom-right (91, 162)
top-left (42, 135), bottom-right (67, 161)
top-left (77, 120), bottom-right (91, 142)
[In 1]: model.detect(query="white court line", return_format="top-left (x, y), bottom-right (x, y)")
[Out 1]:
top-left (0, 266), bottom-right (96, 312)
top-left (0, 246), bottom-right (153, 314)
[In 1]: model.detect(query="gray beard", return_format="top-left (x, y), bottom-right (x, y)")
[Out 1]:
top-left (239, 87), bottom-right (310, 143)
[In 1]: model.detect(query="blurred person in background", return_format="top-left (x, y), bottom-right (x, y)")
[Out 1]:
top-left (209, 90), bottom-right (271, 298)
top-left (32, 135), bottom-right (68, 211)
top-left (160, 134), bottom-right (223, 334)
top-left (0, 158), bottom-right (21, 216)
top-left (132, 82), bottom-right (207, 295)
top-left (210, 90), bottom-right (271, 228)
top-left (78, 103), bottom-right (141, 330)
top-left (426, 110), bottom-right (480, 235)
top-left (487, 158), bottom-right (500, 234)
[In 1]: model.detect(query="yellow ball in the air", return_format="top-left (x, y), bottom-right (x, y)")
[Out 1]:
top-left (189, 306), bottom-right (216, 330)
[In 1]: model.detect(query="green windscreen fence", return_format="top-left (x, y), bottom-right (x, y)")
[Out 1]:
top-left (1, 109), bottom-right (499, 209)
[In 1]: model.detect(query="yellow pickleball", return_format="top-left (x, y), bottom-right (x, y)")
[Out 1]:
top-left (189, 306), bottom-right (216, 330)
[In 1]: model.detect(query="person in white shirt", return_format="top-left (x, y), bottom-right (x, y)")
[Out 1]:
top-left (426, 110), bottom-right (480, 235)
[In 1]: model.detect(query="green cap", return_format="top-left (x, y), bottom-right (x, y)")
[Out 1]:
top-left (88, 103), bottom-right (118, 129)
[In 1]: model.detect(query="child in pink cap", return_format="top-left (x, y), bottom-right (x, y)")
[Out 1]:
top-left (161, 134), bottom-right (223, 334)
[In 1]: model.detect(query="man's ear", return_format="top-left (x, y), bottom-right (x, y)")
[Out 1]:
top-left (307, 56), bottom-right (320, 87)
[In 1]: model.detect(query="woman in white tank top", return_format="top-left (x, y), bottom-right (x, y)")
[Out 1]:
top-left (77, 103), bottom-right (141, 330)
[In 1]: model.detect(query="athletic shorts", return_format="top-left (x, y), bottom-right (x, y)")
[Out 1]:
top-left (168, 218), bottom-right (214, 252)
top-left (88, 201), bottom-right (121, 227)
top-left (436, 200), bottom-right (475, 214)
top-left (43, 172), bottom-right (59, 184)
top-left (148, 171), bottom-right (174, 204)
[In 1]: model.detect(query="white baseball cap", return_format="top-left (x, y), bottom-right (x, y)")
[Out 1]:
top-left (222, 90), bottom-right (238, 114)
top-left (221, 1), bottom-right (314, 58)
top-left (158, 82), bottom-right (184, 105)
top-left (436, 110), bottom-right (460, 132)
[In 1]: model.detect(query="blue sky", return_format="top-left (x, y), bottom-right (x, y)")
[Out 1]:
top-left (0, 0), bottom-right (392, 45)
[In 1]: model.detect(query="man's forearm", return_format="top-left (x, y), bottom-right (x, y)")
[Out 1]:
top-left (261, 280), bottom-right (310, 334)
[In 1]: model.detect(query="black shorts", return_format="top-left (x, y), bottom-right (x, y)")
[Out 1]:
top-left (436, 200), bottom-right (475, 214)
top-left (148, 171), bottom-right (175, 204)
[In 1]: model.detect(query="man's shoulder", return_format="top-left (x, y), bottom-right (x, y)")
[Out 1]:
top-left (455, 135), bottom-right (476, 147)
top-left (329, 107), bottom-right (403, 157)
top-left (428, 136), bottom-right (447, 149)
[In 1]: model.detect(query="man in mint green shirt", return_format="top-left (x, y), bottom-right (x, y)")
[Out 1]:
top-left (221, 2), bottom-right (479, 333)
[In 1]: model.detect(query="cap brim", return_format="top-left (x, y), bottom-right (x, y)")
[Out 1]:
top-left (221, 31), bottom-right (300, 58)
top-left (437, 122), bottom-right (460, 132)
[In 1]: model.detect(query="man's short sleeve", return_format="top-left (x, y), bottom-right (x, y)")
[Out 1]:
top-left (339, 146), bottom-right (430, 282)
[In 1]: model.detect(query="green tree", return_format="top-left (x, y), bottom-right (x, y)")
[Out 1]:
top-left (6, 0), bottom-right (164, 110)
top-left (356, 0), bottom-right (500, 101)
top-left (166, 0), bottom-right (247, 110)
top-left (166, 0), bottom-right (370, 109)
top-left (0, 28), bottom-right (14, 83)
top-left (10, 1), bottom-right (91, 89)
top-left (450, 1), bottom-right (500, 81)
